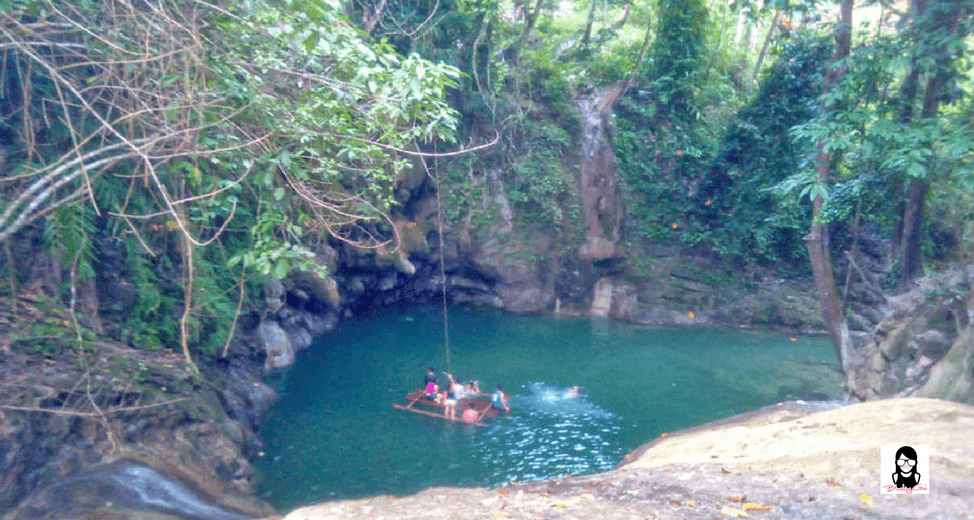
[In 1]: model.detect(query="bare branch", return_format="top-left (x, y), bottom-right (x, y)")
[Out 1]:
top-left (0, 398), bottom-right (189, 417)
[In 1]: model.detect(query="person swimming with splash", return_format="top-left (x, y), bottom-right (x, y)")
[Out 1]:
top-left (491, 385), bottom-right (510, 412)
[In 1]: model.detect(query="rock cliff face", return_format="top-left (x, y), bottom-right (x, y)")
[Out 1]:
top-left (848, 268), bottom-right (973, 404)
top-left (576, 86), bottom-right (625, 263)
top-left (0, 340), bottom-right (275, 519)
top-left (8, 460), bottom-right (256, 520)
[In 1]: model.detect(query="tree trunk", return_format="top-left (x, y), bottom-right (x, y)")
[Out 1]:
top-left (582, 0), bottom-right (598, 46)
top-left (612, 4), bottom-right (632, 30)
top-left (736, 8), bottom-right (751, 48)
top-left (752, 11), bottom-right (782, 80)
top-left (806, 212), bottom-right (852, 372)
top-left (898, 71), bottom-right (947, 287)
top-left (806, 0), bottom-right (854, 376)
top-left (897, 0), bottom-right (961, 289)
top-left (899, 175), bottom-right (928, 286)
top-left (736, 10), bottom-right (752, 86)
top-left (620, 14), bottom-right (654, 96)
top-left (79, 277), bottom-right (103, 334)
top-left (505, 0), bottom-right (545, 62)
top-left (891, 64), bottom-right (920, 264)
top-left (363, 0), bottom-right (390, 35)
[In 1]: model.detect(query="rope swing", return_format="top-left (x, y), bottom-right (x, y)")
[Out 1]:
top-left (421, 148), bottom-right (451, 375)
top-left (435, 167), bottom-right (451, 375)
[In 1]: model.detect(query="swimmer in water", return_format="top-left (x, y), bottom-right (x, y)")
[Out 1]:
top-left (567, 386), bottom-right (580, 399)
top-left (462, 402), bottom-right (483, 423)
top-left (491, 386), bottom-right (510, 412)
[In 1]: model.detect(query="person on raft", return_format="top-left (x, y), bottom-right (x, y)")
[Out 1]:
top-left (443, 382), bottom-right (458, 420)
top-left (491, 385), bottom-right (510, 412)
top-left (462, 402), bottom-right (484, 423)
top-left (423, 367), bottom-right (438, 397)
top-left (407, 367), bottom-right (438, 408)
top-left (442, 372), bottom-right (469, 399)
top-left (465, 379), bottom-right (484, 396)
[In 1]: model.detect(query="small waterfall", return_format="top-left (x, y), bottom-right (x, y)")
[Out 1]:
top-left (576, 85), bottom-right (625, 261)
top-left (13, 460), bottom-right (254, 520)
top-left (104, 463), bottom-right (253, 520)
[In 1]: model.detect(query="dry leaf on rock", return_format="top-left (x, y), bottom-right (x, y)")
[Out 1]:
top-left (859, 493), bottom-right (873, 508)
top-left (720, 505), bottom-right (750, 518)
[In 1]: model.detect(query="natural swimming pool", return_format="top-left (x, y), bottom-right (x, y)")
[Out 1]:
top-left (254, 305), bottom-right (842, 510)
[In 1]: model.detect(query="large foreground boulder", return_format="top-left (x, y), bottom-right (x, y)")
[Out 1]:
top-left (281, 398), bottom-right (973, 520)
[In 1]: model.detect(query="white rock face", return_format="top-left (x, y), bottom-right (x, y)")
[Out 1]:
top-left (590, 277), bottom-right (637, 319)
top-left (259, 320), bottom-right (294, 370)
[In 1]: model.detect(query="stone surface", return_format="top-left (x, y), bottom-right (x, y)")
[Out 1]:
top-left (264, 278), bottom-right (286, 315)
top-left (278, 398), bottom-right (974, 520)
top-left (0, 343), bottom-right (274, 520)
top-left (468, 228), bottom-right (555, 314)
top-left (590, 277), bottom-right (637, 320)
top-left (259, 320), bottom-right (294, 370)
top-left (914, 325), bottom-right (974, 403)
top-left (6, 460), bottom-right (256, 520)
top-left (576, 87), bottom-right (624, 260)
top-left (848, 268), bottom-right (972, 403)
top-left (578, 236), bottom-right (616, 262)
top-left (287, 270), bottom-right (341, 309)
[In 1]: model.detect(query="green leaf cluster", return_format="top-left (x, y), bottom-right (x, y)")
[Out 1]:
top-left (1, 0), bottom-right (461, 361)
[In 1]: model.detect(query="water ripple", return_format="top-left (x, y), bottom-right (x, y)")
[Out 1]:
top-left (473, 382), bottom-right (624, 484)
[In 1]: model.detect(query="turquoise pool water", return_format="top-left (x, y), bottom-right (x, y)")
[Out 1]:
top-left (254, 306), bottom-right (842, 510)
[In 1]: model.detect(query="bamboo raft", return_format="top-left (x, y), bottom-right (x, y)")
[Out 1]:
top-left (393, 389), bottom-right (500, 426)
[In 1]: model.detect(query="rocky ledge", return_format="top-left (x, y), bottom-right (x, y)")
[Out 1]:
top-left (280, 397), bottom-right (973, 520)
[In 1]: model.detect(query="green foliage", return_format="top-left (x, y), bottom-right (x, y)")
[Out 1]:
top-left (779, 1), bottom-right (974, 270)
top-left (701, 33), bottom-right (830, 266)
top-left (229, 209), bottom-right (326, 280)
top-left (507, 120), bottom-right (578, 225)
top-left (118, 237), bottom-right (178, 352)
top-left (43, 204), bottom-right (97, 282)
top-left (1, 0), bottom-right (461, 362)
top-left (4, 0), bottom-right (971, 367)
top-left (652, 0), bottom-right (709, 117)
top-left (615, 29), bottom-right (830, 270)
top-left (189, 246), bottom-right (244, 357)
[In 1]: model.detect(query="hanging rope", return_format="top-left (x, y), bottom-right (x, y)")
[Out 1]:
top-left (435, 163), bottom-right (451, 375)
top-left (420, 144), bottom-right (451, 374)
top-left (436, 186), bottom-right (453, 374)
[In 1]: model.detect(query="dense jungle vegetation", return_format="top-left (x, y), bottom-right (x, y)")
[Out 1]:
top-left (1, 0), bottom-right (972, 374)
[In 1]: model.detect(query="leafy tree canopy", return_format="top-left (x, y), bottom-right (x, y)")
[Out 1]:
top-left (0, 0), bottom-right (460, 363)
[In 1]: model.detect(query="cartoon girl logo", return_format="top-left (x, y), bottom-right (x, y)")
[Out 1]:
top-left (892, 445), bottom-right (921, 490)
